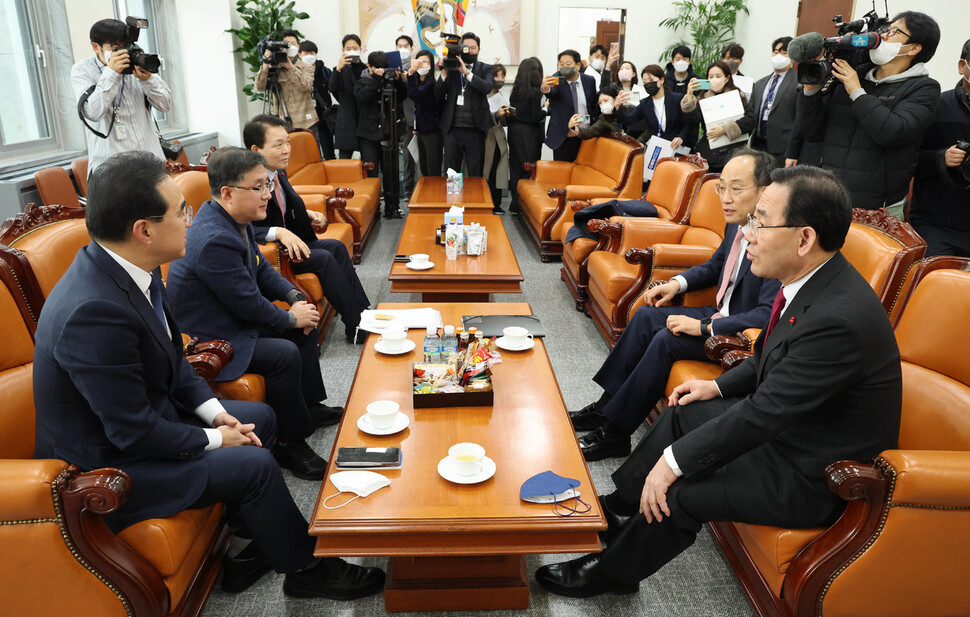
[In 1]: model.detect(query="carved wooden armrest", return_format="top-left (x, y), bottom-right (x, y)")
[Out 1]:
top-left (613, 248), bottom-right (660, 329)
top-left (541, 188), bottom-right (568, 241)
top-left (642, 278), bottom-right (685, 306)
top-left (571, 199), bottom-right (592, 212)
top-left (523, 161), bottom-right (538, 180)
top-left (184, 337), bottom-right (234, 381)
top-left (326, 196), bottom-right (362, 241)
top-left (589, 219), bottom-right (623, 254)
top-left (705, 331), bottom-right (752, 361)
top-left (361, 161), bottom-right (376, 173)
top-left (721, 349), bottom-right (752, 370)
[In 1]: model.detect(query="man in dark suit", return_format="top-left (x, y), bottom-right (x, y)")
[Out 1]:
top-left (436, 32), bottom-right (494, 176)
top-left (166, 147), bottom-right (338, 481)
top-left (244, 114), bottom-right (370, 341)
top-left (744, 37), bottom-right (798, 167)
top-left (573, 149), bottom-right (781, 461)
top-left (33, 151), bottom-right (384, 598)
top-left (541, 49), bottom-right (599, 161)
top-left (537, 165), bottom-right (902, 598)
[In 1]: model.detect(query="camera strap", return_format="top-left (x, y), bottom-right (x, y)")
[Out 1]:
top-left (77, 84), bottom-right (116, 139)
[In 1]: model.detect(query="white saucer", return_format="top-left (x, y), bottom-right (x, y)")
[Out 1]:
top-left (357, 412), bottom-right (410, 436)
top-left (406, 261), bottom-right (435, 270)
top-left (374, 339), bottom-right (416, 355)
top-left (495, 336), bottom-right (535, 352)
top-left (437, 456), bottom-right (497, 484)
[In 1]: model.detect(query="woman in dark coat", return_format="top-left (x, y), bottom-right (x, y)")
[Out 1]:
top-left (407, 49), bottom-right (443, 177)
top-left (507, 57), bottom-right (547, 214)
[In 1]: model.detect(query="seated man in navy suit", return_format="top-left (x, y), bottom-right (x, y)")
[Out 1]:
top-left (244, 114), bottom-right (370, 343)
top-left (572, 149), bottom-right (781, 461)
top-left (33, 151), bottom-right (384, 598)
top-left (541, 49), bottom-right (599, 161)
top-left (167, 147), bottom-right (339, 481)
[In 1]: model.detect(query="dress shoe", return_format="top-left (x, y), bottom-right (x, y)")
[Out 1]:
top-left (569, 402), bottom-right (609, 432)
top-left (598, 495), bottom-right (635, 546)
top-left (309, 402), bottom-right (343, 428)
top-left (535, 553), bottom-right (638, 598)
top-left (273, 440), bottom-right (328, 480)
top-left (283, 557), bottom-right (386, 600)
top-left (384, 208), bottom-right (403, 219)
top-left (492, 205), bottom-right (505, 214)
top-left (579, 426), bottom-right (631, 462)
top-left (222, 542), bottom-right (272, 592)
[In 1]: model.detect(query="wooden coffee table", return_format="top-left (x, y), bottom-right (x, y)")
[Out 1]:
top-left (407, 176), bottom-right (494, 214)
top-left (388, 214), bottom-right (524, 302)
top-left (309, 303), bottom-right (605, 612)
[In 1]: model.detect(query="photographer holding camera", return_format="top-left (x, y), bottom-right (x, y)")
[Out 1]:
top-left (909, 38), bottom-right (970, 257)
top-left (797, 11), bottom-right (941, 216)
top-left (255, 29), bottom-right (318, 134)
top-left (436, 32), bottom-right (495, 177)
top-left (72, 18), bottom-right (171, 175)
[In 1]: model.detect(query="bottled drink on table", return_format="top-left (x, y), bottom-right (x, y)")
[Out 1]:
top-left (423, 326), bottom-right (441, 363)
top-left (441, 325), bottom-right (458, 359)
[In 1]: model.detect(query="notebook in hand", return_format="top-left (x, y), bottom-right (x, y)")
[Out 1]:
top-left (461, 314), bottom-right (545, 338)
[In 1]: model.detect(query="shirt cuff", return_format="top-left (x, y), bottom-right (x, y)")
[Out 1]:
top-left (663, 446), bottom-right (684, 477)
top-left (265, 226), bottom-right (279, 242)
top-left (203, 428), bottom-right (223, 451)
top-left (672, 275), bottom-right (688, 293)
top-left (849, 88), bottom-right (866, 102)
top-left (712, 379), bottom-right (724, 397)
top-left (194, 397), bottom-right (226, 426)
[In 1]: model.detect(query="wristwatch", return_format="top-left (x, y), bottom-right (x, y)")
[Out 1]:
top-left (700, 317), bottom-right (713, 336)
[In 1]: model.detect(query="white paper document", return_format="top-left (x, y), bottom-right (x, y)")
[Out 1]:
top-left (643, 136), bottom-right (692, 181)
top-left (699, 89), bottom-right (749, 149)
top-left (358, 308), bottom-right (444, 334)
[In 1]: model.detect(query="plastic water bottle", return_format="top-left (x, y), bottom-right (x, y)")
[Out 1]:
top-left (441, 325), bottom-right (458, 360)
top-left (423, 326), bottom-right (441, 363)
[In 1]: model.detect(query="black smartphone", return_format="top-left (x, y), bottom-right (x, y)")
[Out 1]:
top-left (394, 254), bottom-right (410, 263)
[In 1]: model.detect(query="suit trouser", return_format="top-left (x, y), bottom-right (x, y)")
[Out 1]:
top-left (553, 136), bottom-right (582, 162)
top-left (358, 137), bottom-right (381, 179)
top-left (247, 335), bottom-right (322, 442)
top-left (599, 397), bottom-right (844, 585)
top-left (910, 219), bottom-right (970, 258)
top-left (443, 127), bottom-right (485, 177)
top-left (292, 238), bottom-right (370, 330)
top-left (189, 400), bottom-right (316, 573)
top-left (418, 130), bottom-right (443, 177)
top-left (593, 305), bottom-right (718, 434)
top-left (400, 132), bottom-right (416, 193)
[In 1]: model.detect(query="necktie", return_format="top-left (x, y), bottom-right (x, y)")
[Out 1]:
top-left (759, 74), bottom-right (780, 138)
top-left (148, 271), bottom-right (167, 328)
top-left (763, 287), bottom-right (787, 341)
top-left (570, 81), bottom-right (579, 114)
top-left (715, 228), bottom-right (745, 309)
top-left (274, 180), bottom-right (285, 218)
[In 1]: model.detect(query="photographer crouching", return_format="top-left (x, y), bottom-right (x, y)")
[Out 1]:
top-left (72, 18), bottom-right (171, 175)
top-left (255, 29), bottom-right (318, 136)
top-left (796, 10), bottom-right (940, 217)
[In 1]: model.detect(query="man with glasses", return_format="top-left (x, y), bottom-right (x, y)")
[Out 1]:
top-left (34, 151), bottom-right (386, 599)
top-left (167, 147), bottom-right (335, 482)
top-left (571, 149), bottom-right (781, 461)
top-left (538, 165), bottom-right (902, 599)
top-left (799, 11), bottom-right (941, 217)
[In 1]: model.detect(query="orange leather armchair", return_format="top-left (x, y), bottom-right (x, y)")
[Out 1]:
top-left (560, 155), bottom-right (708, 311)
top-left (707, 255), bottom-right (970, 617)
top-left (585, 173), bottom-right (723, 345)
top-left (0, 222), bottom-right (231, 617)
top-left (33, 166), bottom-right (82, 208)
top-left (285, 130), bottom-right (380, 262)
top-left (517, 132), bottom-right (646, 262)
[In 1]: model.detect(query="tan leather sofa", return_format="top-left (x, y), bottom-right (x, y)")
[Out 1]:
top-left (517, 132), bottom-right (646, 262)
top-left (0, 208), bottom-right (231, 617)
top-left (707, 255), bottom-right (970, 617)
top-left (285, 130), bottom-right (380, 263)
top-left (560, 155), bottom-right (708, 311)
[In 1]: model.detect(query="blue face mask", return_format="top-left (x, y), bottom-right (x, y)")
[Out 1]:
top-left (520, 471), bottom-right (591, 516)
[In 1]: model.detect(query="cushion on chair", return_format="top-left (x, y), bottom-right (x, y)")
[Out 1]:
top-left (664, 361), bottom-right (722, 398)
top-left (587, 252), bottom-right (638, 303)
top-left (215, 374), bottom-right (266, 401)
top-left (841, 224), bottom-right (901, 295)
top-left (561, 237), bottom-right (598, 282)
top-left (733, 523), bottom-right (826, 596)
top-left (173, 171), bottom-right (212, 210)
top-left (286, 131), bottom-right (324, 179)
top-left (8, 220), bottom-right (89, 298)
top-left (318, 223), bottom-right (354, 257)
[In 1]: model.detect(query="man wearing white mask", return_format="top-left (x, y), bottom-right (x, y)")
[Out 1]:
top-left (584, 44), bottom-right (615, 90)
top-left (395, 35), bottom-right (417, 198)
top-left (744, 37), bottom-right (798, 167)
top-left (256, 29), bottom-right (319, 134)
top-left (799, 11), bottom-right (940, 217)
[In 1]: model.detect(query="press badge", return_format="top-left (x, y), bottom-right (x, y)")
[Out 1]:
top-left (456, 94), bottom-right (465, 106)
top-left (115, 120), bottom-right (128, 140)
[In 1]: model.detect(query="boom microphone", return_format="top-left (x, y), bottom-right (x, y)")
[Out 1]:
top-left (788, 32), bottom-right (824, 63)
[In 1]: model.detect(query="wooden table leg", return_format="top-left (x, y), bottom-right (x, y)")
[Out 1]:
top-left (384, 554), bottom-right (529, 612)
top-left (420, 292), bottom-right (491, 302)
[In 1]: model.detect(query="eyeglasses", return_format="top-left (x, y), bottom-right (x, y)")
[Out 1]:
top-left (881, 26), bottom-right (911, 40)
top-left (231, 180), bottom-right (275, 195)
top-left (746, 213), bottom-right (800, 238)
top-left (146, 205), bottom-right (193, 225)
top-left (713, 183), bottom-right (753, 197)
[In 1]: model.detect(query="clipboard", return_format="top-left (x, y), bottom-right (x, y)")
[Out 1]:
top-left (462, 315), bottom-right (545, 338)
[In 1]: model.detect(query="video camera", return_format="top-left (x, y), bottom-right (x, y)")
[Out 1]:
top-left (440, 33), bottom-right (476, 71)
top-left (788, 1), bottom-right (890, 88)
top-left (258, 35), bottom-right (290, 68)
top-left (120, 16), bottom-right (160, 74)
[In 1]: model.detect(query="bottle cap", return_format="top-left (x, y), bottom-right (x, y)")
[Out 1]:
top-left (427, 326), bottom-right (436, 335)
top-left (444, 325), bottom-right (455, 334)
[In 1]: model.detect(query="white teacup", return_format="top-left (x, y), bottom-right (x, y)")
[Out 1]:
top-left (365, 400), bottom-right (400, 429)
top-left (502, 326), bottom-right (533, 348)
top-left (410, 253), bottom-right (430, 267)
top-left (377, 327), bottom-right (408, 352)
top-left (448, 442), bottom-right (486, 476)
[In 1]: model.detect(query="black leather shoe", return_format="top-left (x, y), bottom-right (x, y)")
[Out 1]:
top-left (579, 427), bottom-right (631, 462)
top-left (598, 495), bottom-right (635, 546)
top-left (384, 208), bottom-right (403, 219)
top-left (273, 440), bottom-right (328, 480)
top-left (535, 553), bottom-right (638, 598)
top-left (492, 205), bottom-right (505, 214)
top-left (283, 557), bottom-right (386, 600)
top-left (309, 403), bottom-right (343, 428)
top-left (222, 542), bottom-right (272, 592)
top-left (569, 403), bottom-right (609, 431)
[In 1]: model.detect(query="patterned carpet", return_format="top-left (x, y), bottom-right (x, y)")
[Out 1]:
top-left (200, 197), bottom-right (755, 617)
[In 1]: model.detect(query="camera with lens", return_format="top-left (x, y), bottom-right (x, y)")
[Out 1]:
top-left (440, 33), bottom-right (476, 71)
top-left (790, 5), bottom-right (889, 88)
top-left (257, 35), bottom-right (290, 68)
top-left (955, 140), bottom-right (970, 183)
top-left (120, 16), bottom-right (161, 74)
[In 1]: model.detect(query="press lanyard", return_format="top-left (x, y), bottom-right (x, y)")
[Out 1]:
top-left (656, 97), bottom-right (666, 136)
top-left (96, 57), bottom-right (127, 113)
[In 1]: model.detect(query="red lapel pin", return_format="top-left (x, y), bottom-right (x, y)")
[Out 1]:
top-left (789, 317), bottom-right (796, 325)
